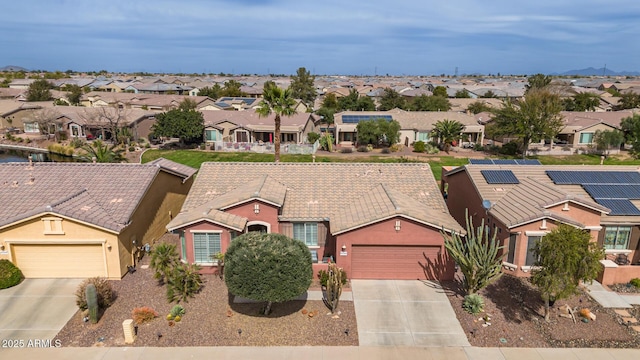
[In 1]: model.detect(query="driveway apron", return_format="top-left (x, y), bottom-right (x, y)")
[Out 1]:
top-left (352, 279), bottom-right (470, 347)
top-left (0, 278), bottom-right (83, 342)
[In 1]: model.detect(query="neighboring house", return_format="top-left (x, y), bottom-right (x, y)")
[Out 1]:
top-left (0, 159), bottom-right (196, 279)
top-left (442, 163), bottom-right (640, 285)
top-left (333, 109), bottom-right (484, 147)
top-left (201, 110), bottom-right (317, 144)
top-left (166, 163), bottom-right (464, 280)
top-left (555, 111), bottom-right (635, 149)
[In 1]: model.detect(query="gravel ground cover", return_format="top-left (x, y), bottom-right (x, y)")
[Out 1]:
top-left (444, 274), bottom-right (640, 348)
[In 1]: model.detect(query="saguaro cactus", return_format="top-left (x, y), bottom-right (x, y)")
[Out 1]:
top-left (324, 263), bottom-right (344, 314)
top-left (85, 283), bottom-right (99, 324)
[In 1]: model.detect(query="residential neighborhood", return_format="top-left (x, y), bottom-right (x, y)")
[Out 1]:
top-left (1, 69), bottom-right (640, 358)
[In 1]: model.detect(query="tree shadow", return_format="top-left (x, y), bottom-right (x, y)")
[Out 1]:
top-left (420, 251), bottom-right (455, 284)
top-left (483, 275), bottom-right (544, 324)
top-left (227, 292), bottom-right (307, 318)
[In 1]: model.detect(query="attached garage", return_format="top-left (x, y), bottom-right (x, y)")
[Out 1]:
top-left (351, 245), bottom-right (442, 280)
top-left (11, 243), bottom-right (107, 278)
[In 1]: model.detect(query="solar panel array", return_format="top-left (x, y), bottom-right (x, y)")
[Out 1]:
top-left (481, 170), bottom-right (520, 184)
top-left (469, 159), bottom-right (541, 165)
top-left (342, 115), bottom-right (393, 124)
top-left (545, 170), bottom-right (640, 216)
top-left (546, 171), bottom-right (640, 185)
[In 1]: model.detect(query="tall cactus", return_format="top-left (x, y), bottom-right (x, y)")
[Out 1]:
top-left (324, 263), bottom-right (343, 314)
top-left (85, 283), bottom-right (99, 324)
top-left (442, 210), bottom-right (505, 295)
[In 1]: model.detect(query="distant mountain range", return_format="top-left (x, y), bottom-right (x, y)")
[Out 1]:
top-left (0, 65), bottom-right (29, 72)
top-left (555, 67), bottom-right (640, 76)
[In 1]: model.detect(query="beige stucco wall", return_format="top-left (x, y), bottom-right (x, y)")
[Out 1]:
top-left (0, 216), bottom-right (122, 279)
top-left (571, 123), bottom-right (617, 148)
top-left (118, 171), bottom-right (193, 275)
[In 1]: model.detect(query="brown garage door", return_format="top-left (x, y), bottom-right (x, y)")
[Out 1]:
top-left (351, 245), bottom-right (441, 280)
top-left (12, 244), bottom-right (106, 278)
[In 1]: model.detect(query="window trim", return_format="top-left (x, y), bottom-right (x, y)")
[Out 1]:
top-left (603, 226), bottom-right (631, 250)
top-left (190, 230), bottom-right (222, 265)
top-left (293, 222), bottom-right (318, 246)
top-left (579, 132), bottom-right (594, 144)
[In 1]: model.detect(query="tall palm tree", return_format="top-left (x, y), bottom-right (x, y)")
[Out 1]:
top-left (78, 140), bottom-right (127, 163)
top-left (431, 119), bottom-right (465, 153)
top-left (256, 83), bottom-right (297, 162)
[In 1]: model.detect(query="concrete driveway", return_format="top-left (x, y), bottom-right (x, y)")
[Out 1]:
top-left (352, 279), bottom-right (470, 347)
top-left (0, 279), bottom-right (83, 341)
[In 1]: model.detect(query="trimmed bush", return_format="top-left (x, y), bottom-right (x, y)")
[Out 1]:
top-left (75, 277), bottom-right (114, 310)
top-left (340, 147), bottom-right (353, 153)
top-left (357, 145), bottom-right (369, 152)
top-left (132, 306), bottom-right (158, 325)
top-left (630, 278), bottom-right (640, 288)
top-left (0, 260), bottom-right (23, 289)
top-left (413, 140), bottom-right (426, 153)
top-left (462, 294), bottom-right (485, 314)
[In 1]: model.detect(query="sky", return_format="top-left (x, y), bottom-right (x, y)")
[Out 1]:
top-left (2, 1), bottom-right (639, 76)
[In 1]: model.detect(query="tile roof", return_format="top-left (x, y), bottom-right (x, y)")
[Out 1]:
top-left (175, 162), bottom-right (464, 235)
top-left (450, 164), bottom-right (640, 226)
top-left (0, 160), bottom-right (195, 232)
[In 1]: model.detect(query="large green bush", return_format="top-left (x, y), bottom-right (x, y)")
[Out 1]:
top-left (225, 232), bottom-right (313, 315)
top-left (0, 260), bottom-right (23, 289)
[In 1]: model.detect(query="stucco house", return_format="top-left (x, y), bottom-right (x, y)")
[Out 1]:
top-left (166, 162), bottom-right (464, 280)
top-left (442, 163), bottom-right (640, 285)
top-left (333, 109), bottom-right (484, 148)
top-left (0, 159), bottom-right (196, 279)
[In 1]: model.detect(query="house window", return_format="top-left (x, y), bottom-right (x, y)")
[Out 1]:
top-left (42, 217), bottom-right (64, 235)
top-left (180, 231), bottom-right (186, 260)
top-left (310, 250), bottom-right (318, 263)
top-left (604, 226), bottom-right (631, 250)
top-left (417, 132), bottom-right (429, 142)
top-left (24, 122), bottom-right (39, 133)
top-left (507, 233), bottom-right (517, 264)
top-left (193, 232), bottom-right (221, 264)
top-left (205, 129), bottom-right (218, 141)
top-left (293, 223), bottom-right (318, 246)
top-left (525, 236), bottom-right (542, 266)
top-left (579, 132), bottom-right (594, 144)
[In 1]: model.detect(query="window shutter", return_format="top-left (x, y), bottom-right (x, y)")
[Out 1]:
top-left (317, 222), bottom-right (327, 246)
top-left (281, 223), bottom-right (293, 237)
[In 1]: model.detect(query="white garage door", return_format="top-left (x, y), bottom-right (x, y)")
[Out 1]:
top-left (12, 244), bottom-right (106, 278)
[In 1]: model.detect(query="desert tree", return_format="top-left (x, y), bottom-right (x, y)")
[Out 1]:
top-left (152, 99), bottom-right (204, 144)
top-left (378, 88), bottom-right (407, 110)
top-left (621, 113), bottom-right (640, 158)
top-left (33, 108), bottom-right (62, 141)
top-left (149, 243), bottom-right (180, 284)
top-left (530, 225), bottom-right (604, 322)
top-left (82, 106), bottom-right (131, 144)
top-left (256, 82), bottom-right (297, 162)
top-left (431, 119), bottom-right (465, 153)
top-left (489, 89), bottom-right (563, 158)
top-left (289, 67), bottom-right (316, 107)
top-left (525, 73), bottom-right (552, 93)
top-left (26, 79), bottom-right (53, 101)
top-left (224, 232), bottom-right (312, 315)
top-left (77, 140), bottom-right (126, 163)
top-left (593, 129), bottom-right (624, 157)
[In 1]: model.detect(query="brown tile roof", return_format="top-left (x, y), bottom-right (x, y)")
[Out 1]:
top-left (0, 160), bottom-right (195, 232)
top-left (175, 162), bottom-right (463, 235)
top-left (147, 158), bottom-right (197, 180)
top-left (450, 164), bottom-right (640, 226)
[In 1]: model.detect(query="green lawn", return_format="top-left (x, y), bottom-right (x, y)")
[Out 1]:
top-left (141, 150), bottom-right (640, 181)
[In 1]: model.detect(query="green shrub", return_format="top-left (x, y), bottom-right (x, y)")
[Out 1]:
top-left (381, 147), bottom-right (391, 154)
top-left (128, 146), bottom-right (135, 152)
top-left (357, 145), bottom-right (369, 152)
top-left (170, 304), bottom-right (186, 317)
top-left (0, 260), bottom-right (23, 289)
top-left (340, 147), bottom-right (353, 153)
top-left (318, 268), bottom-right (348, 287)
top-left (69, 137), bottom-right (85, 148)
top-left (630, 278), bottom-right (640, 288)
top-left (307, 132), bottom-right (320, 144)
top-left (75, 277), bottom-right (114, 310)
top-left (462, 294), bottom-right (485, 314)
top-left (166, 263), bottom-right (203, 303)
top-left (413, 140), bottom-right (426, 153)
top-left (389, 144), bottom-right (402, 152)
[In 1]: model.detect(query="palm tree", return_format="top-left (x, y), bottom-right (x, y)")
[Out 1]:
top-left (431, 119), bottom-right (465, 153)
top-left (256, 83), bottom-right (297, 162)
top-left (78, 140), bottom-right (127, 163)
top-left (150, 243), bottom-right (180, 284)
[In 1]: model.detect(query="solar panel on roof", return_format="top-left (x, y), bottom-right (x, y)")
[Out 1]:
top-left (342, 115), bottom-right (393, 124)
top-left (481, 170), bottom-right (519, 184)
top-left (583, 184), bottom-right (640, 200)
top-left (469, 159), bottom-right (494, 164)
top-left (516, 159), bottom-right (542, 165)
top-left (491, 159), bottom-right (518, 165)
top-left (547, 171), bottom-right (640, 185)
top-left (595, 199), bottom-right (640, 216)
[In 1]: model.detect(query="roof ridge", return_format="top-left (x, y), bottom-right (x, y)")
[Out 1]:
top-left (380, 183), bottom-right (400, 211)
